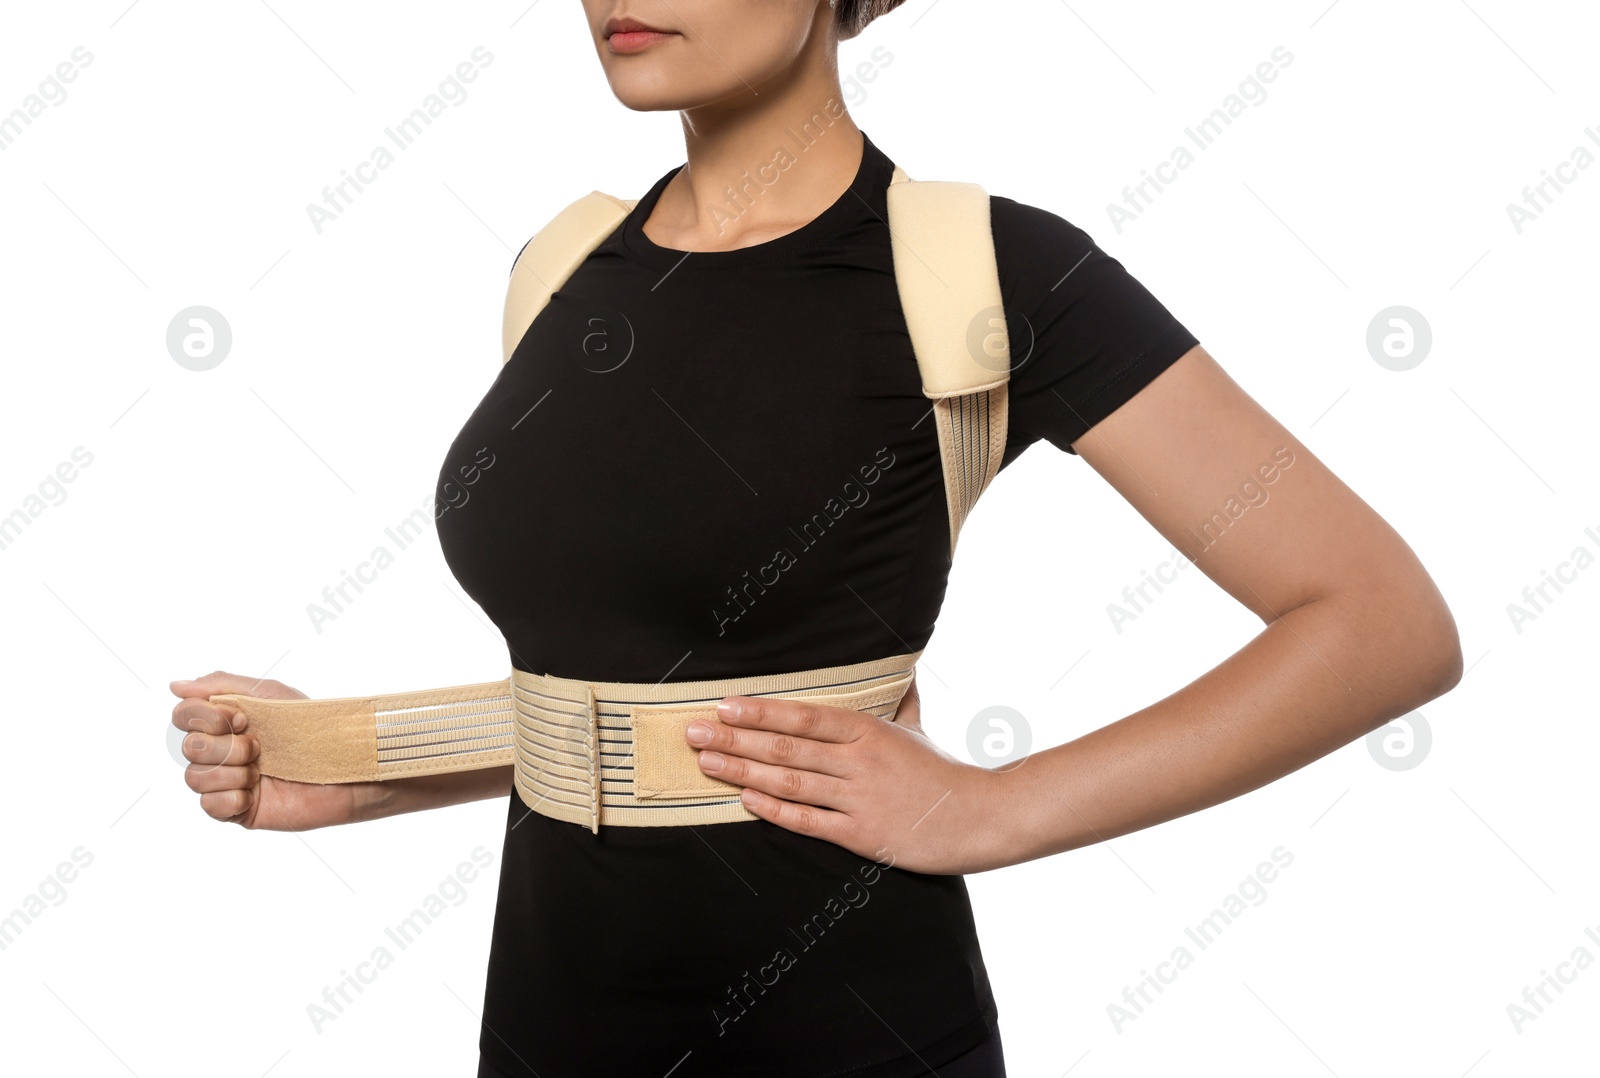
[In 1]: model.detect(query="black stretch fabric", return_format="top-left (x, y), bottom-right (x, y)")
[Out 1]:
top-left (476, 1015), bottom-right (1007, 1078)
top-left (436, 130), bottom-right (1197, 1077)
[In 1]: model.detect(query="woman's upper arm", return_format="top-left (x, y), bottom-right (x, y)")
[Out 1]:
top-left (987, 195), bottom-right (1458, 676)
top-left (1072, 343), bottom-right (1458, 657)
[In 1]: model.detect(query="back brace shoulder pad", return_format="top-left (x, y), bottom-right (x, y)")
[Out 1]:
top-left (502, 165), bottom-right (1010, 560)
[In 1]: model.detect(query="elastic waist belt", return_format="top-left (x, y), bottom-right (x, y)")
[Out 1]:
top-left (207, 650), bottom-right (921, 831)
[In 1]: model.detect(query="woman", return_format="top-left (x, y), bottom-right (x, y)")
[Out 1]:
top-left (170, 2), bottom-right (1464, 1075)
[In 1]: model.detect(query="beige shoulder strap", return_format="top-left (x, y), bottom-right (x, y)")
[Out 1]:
top-left (501, 167), bottom-right (1010, 559)
top-left (887, 165), bottom-right (1011, 560)
top-left (502, 190), bottom-right (637, 363)
top-left (885, 167), bottom-right (1011, 396)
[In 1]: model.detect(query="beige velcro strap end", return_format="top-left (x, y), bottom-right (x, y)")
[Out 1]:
top-left (628, 677), bottom-right (918, 804)
top-left (207, 678), bottom-right (517, 786)
top-left (631, 706), bottom-right (743, 801)
top-left (205, 692), bottom-right (379, 784)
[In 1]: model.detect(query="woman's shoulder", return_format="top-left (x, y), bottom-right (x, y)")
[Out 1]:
top-left (984, 191), bottom-right (1101, 273)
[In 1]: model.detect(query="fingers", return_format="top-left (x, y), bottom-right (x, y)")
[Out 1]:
top-left (169, 671), bottom-right (278, 827)
top-left (180, 727), bottom-right (259, 770)
top-left (691, 705), bottom-right (856, 798)
top-left (686, 714), bottom-right (853, 778)
top-left (697, 748), bottom-right (849, 809)
top-left (184, 762), bottom-right (257, 795)
top-left (172, 697), bottom-right (243, 737)
top-left (717, 695), bottom-right (866, 744)
top-left (187, 753), bottom-right (264, 827)
top-left (737, 788), bottom-right (853, 845)
top-left (198, 787), bottom-right (256, 823)
top-left (169, 670), bottom-right (302, 701)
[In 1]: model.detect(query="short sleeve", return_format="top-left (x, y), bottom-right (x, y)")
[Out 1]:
top-left (989, 195), bottom-right (1198, 461)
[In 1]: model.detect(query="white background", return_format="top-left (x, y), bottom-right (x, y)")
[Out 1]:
top-left (1, 1), bottom-right (1596, 1075)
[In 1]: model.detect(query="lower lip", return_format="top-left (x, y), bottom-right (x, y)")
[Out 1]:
top-left (608, 30), bottom-right (675, 54)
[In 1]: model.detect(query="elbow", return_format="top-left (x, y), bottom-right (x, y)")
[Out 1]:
top-left (1419, 617), bottom-right (1464, 698)
top-left (1331, 567), bottom-right (1464, 710)
top-left (1392, 586), bottom-right (1465, 704)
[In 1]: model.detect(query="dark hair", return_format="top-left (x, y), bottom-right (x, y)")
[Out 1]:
top-left (834, 0), bottom-right (906, 38)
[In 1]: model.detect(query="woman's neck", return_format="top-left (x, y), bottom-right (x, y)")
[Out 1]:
top-left (644, 52), bottom-right (864, 253)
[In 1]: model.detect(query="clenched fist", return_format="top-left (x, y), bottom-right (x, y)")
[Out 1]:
top-left (170, 671), bottom-right (361, 831)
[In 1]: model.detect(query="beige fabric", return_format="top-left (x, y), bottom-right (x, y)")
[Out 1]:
top-left (511, 651), bottom-right (922, 831)
top-left (932, 386), bottom-right (1009, 559)
top-left (502, 190), bottom-right (637, 364)
top-left (888, 164), bottom-right (1011, 557)
top-left (206, 679), bottom-right (516, 784)
top-left (884, 165), bottom-right (1011, 398)
top-left (208, 652), bottom-right (921, 830)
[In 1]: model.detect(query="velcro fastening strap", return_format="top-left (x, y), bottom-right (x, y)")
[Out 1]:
top-left (631, 705), bottom-right (743, 800)
top-left (629, 676), bottom-right (917, 803)
top-left (203, 654), bottom-right (922, 832)
top-left (207, 679), bottom-right (517, 785)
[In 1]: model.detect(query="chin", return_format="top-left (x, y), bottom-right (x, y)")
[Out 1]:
top-left (604, 70), bottom-right (760, 113)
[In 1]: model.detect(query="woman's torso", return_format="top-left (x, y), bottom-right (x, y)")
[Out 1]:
top-left (435, 128), bottom-right (1198, 1076)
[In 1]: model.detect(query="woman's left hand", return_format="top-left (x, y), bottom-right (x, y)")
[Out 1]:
top-left (686, 677), bottom-right (1014, 874)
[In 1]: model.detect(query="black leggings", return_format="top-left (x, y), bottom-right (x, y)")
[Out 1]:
top-left (476, 1018), bottom-right (1006, 1077)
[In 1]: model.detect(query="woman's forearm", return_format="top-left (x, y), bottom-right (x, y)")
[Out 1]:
top-left (351, 764), bottom-right (515, 823)
top-left (987, 582), bottom-right (1463, 867)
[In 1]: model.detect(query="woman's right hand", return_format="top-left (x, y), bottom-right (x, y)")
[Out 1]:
top-left (170, 671), bottom-right (362, 831)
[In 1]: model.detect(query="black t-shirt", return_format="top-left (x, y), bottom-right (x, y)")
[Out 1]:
top-left (437, 130), bottom-right (1198, 1077)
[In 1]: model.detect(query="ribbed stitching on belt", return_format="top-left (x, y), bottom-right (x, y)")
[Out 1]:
top-left (208, 650), bottom-right (922, 832)
top-left (511, 652), bottom-right (922, 832)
